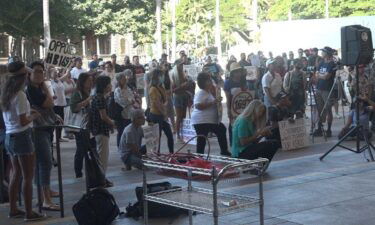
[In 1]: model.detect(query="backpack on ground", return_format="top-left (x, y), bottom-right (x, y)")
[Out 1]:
top-left (72, 188), bottom-right (120, 225)
top-left (125, 181), bottom-right (190, 220)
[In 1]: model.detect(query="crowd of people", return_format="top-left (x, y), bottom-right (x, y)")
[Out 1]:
top-left (1, 47), bottom-right (375, 221)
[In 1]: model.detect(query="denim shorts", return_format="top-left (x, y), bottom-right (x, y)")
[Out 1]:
top-left (173, 94), bottom-right (189, 109)
top-left (5, 128), bottom-right (34, 157)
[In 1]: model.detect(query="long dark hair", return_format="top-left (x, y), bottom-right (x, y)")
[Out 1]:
top-left (1, 73), bottom-right (27, 111)
top-left (76, 73), bottom-right (91, 95)
top-left (95, 75), bottom-right (111, 94)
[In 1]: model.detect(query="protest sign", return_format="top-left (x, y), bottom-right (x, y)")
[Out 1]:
top-left (181, 119), bottom-right (197, 145)
top-left (143, 124), bottom-right (159, 152)
top-left (278, 118), bottom-right (309, 151)
top-left (244, 66), bottom-right (257, 80)
top-left (45, 39), bottom-right (77, 68)
top-left (336, 68), bottom-right (349, 81)
top-left (183, 65), bottom-right (198, 81)
top-left (231, 90), bottom-right (253, 118)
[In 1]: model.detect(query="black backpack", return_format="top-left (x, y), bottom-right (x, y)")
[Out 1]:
top-left (73, 188), bottom-right (120, 225)
top-left (125, 182), bottom-right (190, 220)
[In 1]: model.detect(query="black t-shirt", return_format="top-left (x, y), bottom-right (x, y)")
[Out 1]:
top-left (26, 84), bottom-right (47, 107)
top-left (316, 61), bottom-right (336, 91)
top-left (268, 105), bottom-right (290, 123)
top-left (114, 63), bottom-right (122, 73)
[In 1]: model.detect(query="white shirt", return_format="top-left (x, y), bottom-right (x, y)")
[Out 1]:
top-left (262, 71), bottom-right (283, 98)
top-left (3, 91), bottom-right (31, 134)
top-left (52, 80), bottom-right (67, 106)
top-left (70, 67), bottom-right (87, 80)
top-left (191, 89), bottom-right (218, 125)
top-left (63, 80), bottom-right (75, 99)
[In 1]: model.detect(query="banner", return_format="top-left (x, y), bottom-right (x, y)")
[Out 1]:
top-left (231, 90), bottom-right (253, 118)
top-left (244, 66), bottom-right (257, 80)
top-left (45, 39), bottom-right (77, 68)
top-left (183, 65), bottom-right (198, 81)
top-left (142, 124), bottom-right (159, 152)
top-left (181, 119), bottom-right (197, 145)
top-left (278, 118), bottom-right (309, 151)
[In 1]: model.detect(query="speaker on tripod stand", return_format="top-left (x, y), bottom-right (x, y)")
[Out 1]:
top-left (320, 25), bottom-right (374, 161)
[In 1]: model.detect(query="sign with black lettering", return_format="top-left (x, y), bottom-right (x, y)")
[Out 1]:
top-left (45, 39), bottom-right (77, 68)
top-left (143, 124), bottom-right (159, 152)
top-left (183, 65), bottom-right (198, 81)
top-left (181, 119), bottom-right (197, 145)
top-left (231, 91), bottom-right (253, 119)
top-left (278, 118), bottom-right (309, 151)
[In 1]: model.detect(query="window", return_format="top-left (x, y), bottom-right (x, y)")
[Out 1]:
top-left (99, 35), bottom-right (110, 55)
top-left (0, 35), bottom-right (9, 58)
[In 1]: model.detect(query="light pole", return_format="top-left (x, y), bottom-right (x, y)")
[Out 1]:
top-left (325, 0), bottom-right (329, 18)
top-left (215, 0), bottom-right (222, 63)
top-left (156, 0), bottom-right (163, 59)
top-left (43, 0), bottom-right (51, 56)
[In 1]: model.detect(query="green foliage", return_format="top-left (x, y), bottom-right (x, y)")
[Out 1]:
top-left (267, 0), bottom-right (375, 21)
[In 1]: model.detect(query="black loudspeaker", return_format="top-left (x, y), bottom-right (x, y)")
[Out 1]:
top-left (341, 25), bottom-right (373, 66)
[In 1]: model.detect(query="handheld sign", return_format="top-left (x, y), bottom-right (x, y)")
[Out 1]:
top-left (142, 124), bottom-right (159, 152)
top-left (231, 90), bottom-right (253, 120)
top-left (183, 65), bottom-right (198, 81)
top-left (278, 118), bottom-right (309, 151)
top-left (181, 119), bottom-right (197, 145)
top-left (244, 66), bottom-right (257, 81)
top-left (45, 39), bottom-right (77, 68)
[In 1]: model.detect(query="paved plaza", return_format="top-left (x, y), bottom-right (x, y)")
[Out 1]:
top-left (2, 113), bottom-right (375, 225)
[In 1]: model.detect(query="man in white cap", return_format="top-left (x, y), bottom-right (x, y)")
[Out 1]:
top-left (261, 59), bottom-right (283, 107)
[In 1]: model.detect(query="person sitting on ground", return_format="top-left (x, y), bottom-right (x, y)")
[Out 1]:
top-left (231, 100), bottom-right (279, 170)
top-left (338, 96), bottom-right (375, 140)
top-left (267, 91), bottom-right (301, 147)
top-left (119, 109), bottom-right (146, 170)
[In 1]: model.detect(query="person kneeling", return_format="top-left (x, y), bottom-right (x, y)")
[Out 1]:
top-left (338, 96), bottom-right (375, 141)
top-left (231, 100), bottom-right (279, 171)
top-left (119, 109), bottom-right (147, 170)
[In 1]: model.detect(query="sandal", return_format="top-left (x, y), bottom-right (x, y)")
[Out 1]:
top-left (8, 209), bottom-right (25, 218)
top-left (42, 203), bottom-right (61, 211)
top-left (24, 211), bottom-right (46, 222)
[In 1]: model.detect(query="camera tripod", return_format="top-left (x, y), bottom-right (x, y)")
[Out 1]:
top-left (320, 65), bottom-right (375, 161)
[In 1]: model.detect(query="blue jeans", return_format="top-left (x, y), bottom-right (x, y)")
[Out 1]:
top-left (33, 129), bottom-right (52, 186)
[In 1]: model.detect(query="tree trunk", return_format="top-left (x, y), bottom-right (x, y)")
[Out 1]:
top-left (43, 0), bottom-right (51, 56)
top-left (171, 0), bottom-right (177, 62)
top-left (155, 0), bottom-right (163, 59)
top-left (23, 37), bottom-right (40, 65)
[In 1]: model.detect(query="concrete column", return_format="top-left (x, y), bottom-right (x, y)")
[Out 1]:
top-left (8, 36), bottom-right (12, 56)
top-left (82, 36), bottom-right (86, 57)
top-left (96, 37), bottom-right (100, 56)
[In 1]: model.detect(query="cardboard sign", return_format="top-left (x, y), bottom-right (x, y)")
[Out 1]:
top-left (231, 91), bottom-right (253, 118)
top-left (45, 39), bottom-right (77, 68)
top-left (183, 65), bottom-right (198, 81)
top-left (244, 66), bottom-right (257, 80)
top-left (142, 124), bottom-right (159, 152)
top-left (181, 119), bottom-right (197, 145)
top-left (278, 118), bottom-right (309, 151)
top-left (136, 73), bottom-right (145, 90)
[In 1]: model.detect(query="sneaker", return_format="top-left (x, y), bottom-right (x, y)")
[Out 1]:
top-left (326, 130), bottom-right (332, 138)
top-left (24, 211), bottom-right (46, 222)
top-left (59, 138), bottom-right (69, 142)
top-left (313, 129), bottom-right (323, 137)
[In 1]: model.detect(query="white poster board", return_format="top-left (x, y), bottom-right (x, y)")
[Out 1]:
top-left (231, 90), bottom-right (253, 118)
top-left (45, 39), bottom-right (77, 68)
top-left (183, 65), bottom-right (198, 81)
top-left (336, 68), bottom-right (349, 81)
top-left (278, 118), bottom-right (309, 151)
top-left (244, 66), bottom-right (257, 80)
top-left (142, 124), bottom-right (159, 152)
top-left (181, 119), bottom-right (197, 145)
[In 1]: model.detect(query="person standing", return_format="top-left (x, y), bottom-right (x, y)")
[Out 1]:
top-left (89, 76), bottom-right (114, 187)
top-left (238, 53), bottom-right (251, 67)
top-left (191, 72), bottom-right (230, 156)
top-left (111, 54), bottom-right (122, 73)
top-left (133, 56), bottom-right (146, 94)
top-left (88, 53), bottom-right (99, 71)
top-left (62, 70), bottom-right (75, 139)
top-left (70, 58), bottom-right (87, 81)
top-left (261, 59), bottom-right (283, 107)
top-left (121, 56), bottom-right (136, 89)
top-left (148, 69), bottom-right (174, 153)
top-left (313, 47), bottom-right (337, 137)
top-left (1, 61), bottom-right (45, 221)
top-left (69, 73), bottom-right (93, 178)
top-left (26, 61), bottom-right (60, 211)
top-left (50, 67), bottom-right (67, 142)
top-left (114, 70), bottom-right (137, 147)
top-left (161, 61), bottom-right (176, 133)
top-left (283, 59), bottom-right (307, 114)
